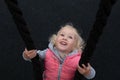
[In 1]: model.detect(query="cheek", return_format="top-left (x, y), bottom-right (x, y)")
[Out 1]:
top-left (68, 41), bottom-right (74, 47)
top-left (55, 38), bottom-right (59, 44)
top-left (54, 37), bottom-right (60, 46)
top-left (56, 36), bottom-right (60, 40)
top-left (70, 40), bottom-right (77, 48)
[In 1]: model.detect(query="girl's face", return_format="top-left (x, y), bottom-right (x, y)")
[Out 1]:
top-left (55, 26), bottom-right (77, 54)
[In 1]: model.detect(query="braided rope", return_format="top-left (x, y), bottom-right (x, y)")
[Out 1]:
top-left (74, 0), bottom-right (117, 79)
top-left (4, 0), bottom-right (43, 80)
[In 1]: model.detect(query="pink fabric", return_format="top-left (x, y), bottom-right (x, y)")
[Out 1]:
top-left (44, 49), bottom-right (81, 80)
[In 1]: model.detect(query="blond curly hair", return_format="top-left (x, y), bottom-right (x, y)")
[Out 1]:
top-left (49, 23), bottom-right (85, 51)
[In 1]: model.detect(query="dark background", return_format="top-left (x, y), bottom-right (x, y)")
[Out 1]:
top-left (0, 0), bottom-right (120, 80)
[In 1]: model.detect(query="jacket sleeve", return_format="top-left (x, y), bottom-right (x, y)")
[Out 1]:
top-left (37, 49), bottom-right (47, 59)
top-left (84, 66), bottom-right (96, 79)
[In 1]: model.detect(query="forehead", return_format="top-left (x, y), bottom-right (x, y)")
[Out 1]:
top-left (59, 26), bottom-right (77, 34)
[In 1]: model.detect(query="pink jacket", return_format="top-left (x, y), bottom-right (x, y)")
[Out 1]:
top-left (43, 49), bottom-right (81, 80)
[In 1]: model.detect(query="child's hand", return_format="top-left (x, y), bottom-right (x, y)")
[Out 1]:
top-left (23, 48), bottom-right (37, 59)
top-left (77, 63), bottom-right (91, 76)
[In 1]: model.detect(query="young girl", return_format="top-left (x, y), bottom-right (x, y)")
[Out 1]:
top-left (23, 23), bottom-right (96, 80)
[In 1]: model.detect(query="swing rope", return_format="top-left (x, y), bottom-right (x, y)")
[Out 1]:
top-left (4, 0), bottom-right (43, 80)
top-left (74, 0), bottom-right (117, 80)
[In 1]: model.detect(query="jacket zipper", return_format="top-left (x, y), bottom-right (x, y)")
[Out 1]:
top-left (58, 63), bottom-right (62, 80)
top-left (58, 58), bottom-right (66, 80)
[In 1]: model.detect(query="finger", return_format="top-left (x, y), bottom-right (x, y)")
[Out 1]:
top-left (28, 50), bottom-right (37, 58)
top-left (84, 63), bottom-right (91, 71)
top-left (24, 48), bottom-right (27, 54)
top-left (78, 65), bottom-right (86, 75)
top-left (82, 64), bottom-right (87, 69)
top-left (29, 50), bottom-right (36, 53)
top-left (86, 63), bottom-right (91, 69)
top-left (88, 63), bottom-right (91, 70)
top-left (25, 48), bottom-right (28, 52)
top-left (26, 53), bottom-right (33, 58)
top-left (87, 63), bottom-right (91, 67)
top-left (24, 48), bottom-right (29, 54)
top-left (78, 65), bottom-right (83, 71)
top-left (26, 50), bottom-right (35, 56)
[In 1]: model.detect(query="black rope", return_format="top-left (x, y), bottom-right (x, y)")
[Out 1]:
top-left (74, 0), bottom-right (117, 80)
top-left (4, 0), bottom-right (43, 80)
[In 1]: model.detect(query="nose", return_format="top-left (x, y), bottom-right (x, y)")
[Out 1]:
top-left (62, 36), bottom-right (67, 40)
